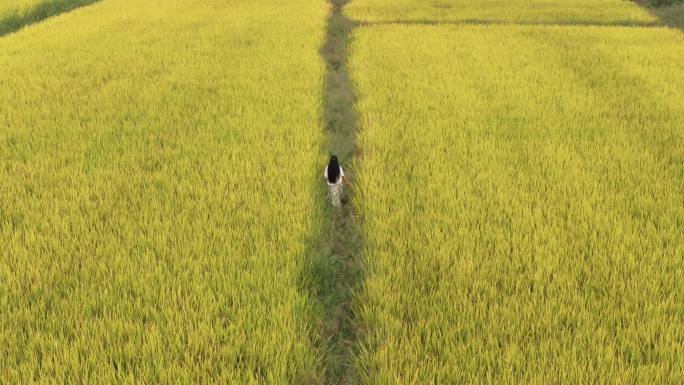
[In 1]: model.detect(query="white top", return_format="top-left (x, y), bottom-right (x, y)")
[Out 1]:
top-left (324, 165), bottom-right (344, 186)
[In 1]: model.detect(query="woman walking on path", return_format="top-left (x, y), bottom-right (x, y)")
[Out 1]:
top-left (324, 155), bottom-right (348, 208)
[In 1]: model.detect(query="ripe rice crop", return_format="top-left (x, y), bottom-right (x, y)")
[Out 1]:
top-left (3, 0), bottom-right (684, 383)
top-left (0, 0), bottom-right (328, 383)
top-left (0, 0), bottom-right (101, 35)
top-left (346, 0), bottom-right (658, 25)
top-left (349, 17), bottom-right (684, 385)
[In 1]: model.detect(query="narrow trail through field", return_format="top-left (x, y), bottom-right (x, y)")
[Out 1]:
top-left (312, 0), bottom-right (363, 383)
top-left (0, 0), bottom-right (101, 37)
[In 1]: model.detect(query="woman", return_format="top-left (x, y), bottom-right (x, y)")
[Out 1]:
top-left (324, 155), bottom-right (347, 208)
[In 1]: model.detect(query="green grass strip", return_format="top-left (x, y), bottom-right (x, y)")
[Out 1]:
top-left (306, 0), bottom-right (365, 383)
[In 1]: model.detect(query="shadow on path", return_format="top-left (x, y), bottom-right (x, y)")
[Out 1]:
top-left (0, 0), bottom-right (101, 37)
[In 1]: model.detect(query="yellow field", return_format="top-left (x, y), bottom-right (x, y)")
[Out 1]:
top-left (349, 2), bottom-right (684, 383)
top-left (1, 0), bottom-right (328, 383)
top-left (347, 0), bottom-right (659, 24)
top-left (2, 0), bottom-right (683, 383)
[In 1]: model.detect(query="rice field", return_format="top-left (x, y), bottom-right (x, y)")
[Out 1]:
top-left (1, 0), bottom-right (683, 384)
top-left (348, 1), bottom-right (684, 384)
top-left (0, 0), bottom-right (328, 383)
top-left (346, 0), bottom-right (659, 25)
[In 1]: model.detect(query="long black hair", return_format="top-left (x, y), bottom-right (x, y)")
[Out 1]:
top-left (327, 155), bottom-right (341, 184)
